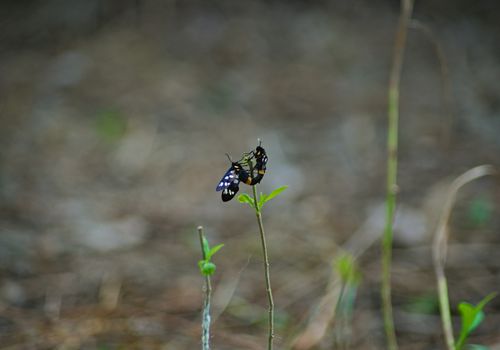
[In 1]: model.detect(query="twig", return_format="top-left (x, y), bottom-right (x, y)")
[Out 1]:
top-left (251, 184), bottom-right (275, 350)
top-left (382, 1), bottom-right (414, 349)
top-left (432, 165), bottom-right (497, 350)
top-left (198, 226), bottom-right (212, 350)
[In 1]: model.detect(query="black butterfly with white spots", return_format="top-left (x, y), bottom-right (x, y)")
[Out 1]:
top-left (216, 144), bottom-right (268, 202)
top-left (216, 162), bottom-right (246, 202)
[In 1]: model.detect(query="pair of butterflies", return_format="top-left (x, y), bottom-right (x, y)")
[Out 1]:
top-left (216, 145), bottom-right (268, 202)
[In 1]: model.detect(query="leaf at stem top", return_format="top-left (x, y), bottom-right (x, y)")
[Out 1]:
top-left (475, 292), bottom-right (497, 312)
top-left (456, 292), bottom-right (497, 350)
top-left (263, 185), bottom-right (288, 203)
top-left (459, 302), bottom-right (484, 333)
top-left (238, 193), bottom-right (255, 208)
top-left (202, 236), bottom-right (210, 259)
top-left (207, 244), bottom-right (224, 260)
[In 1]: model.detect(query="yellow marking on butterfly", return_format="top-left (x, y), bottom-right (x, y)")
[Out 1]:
top-left (245, 178), bottom-right (252, 185)
top-left (258, 170), bottom-right (266, 174)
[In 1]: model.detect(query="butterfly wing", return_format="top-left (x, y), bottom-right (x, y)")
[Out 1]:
top-left (216, 166), bottom-right (237, 191)
top-left (221, 179), bottom-right (240, 202)
top-left (259, 153), bottom-right (268, 170)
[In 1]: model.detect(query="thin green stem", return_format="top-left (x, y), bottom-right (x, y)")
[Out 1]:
top-left (252, 185), bottom-right (274, 350)
top-left (382, 1), bottom-right (414, 349)
top-left (436, 269), bottom-right (455, 350)
top-left (198, 226), bottom-right (212, 350)
top-left (382, 87), bottom-right (399, 350)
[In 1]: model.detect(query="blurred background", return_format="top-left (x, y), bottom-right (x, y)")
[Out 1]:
top-left (1, 0), bottom-right (500, 349)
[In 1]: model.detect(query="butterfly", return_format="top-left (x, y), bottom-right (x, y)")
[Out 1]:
top-left (216, 143), bottom-right (268, 202)
top-left (252, 144), bottom-right (268, 185)
top-left (216, 161), bottom-right (245, 202)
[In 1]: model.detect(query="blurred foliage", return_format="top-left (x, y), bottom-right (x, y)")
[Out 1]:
top-left (334, 253), bottom-right (361, 286)
top-left (95, 110), bottom-right (126, 142)
top-left (467, 196), bottom-right (494, 228)
top-left (403, 294), bottom-right (440, 315)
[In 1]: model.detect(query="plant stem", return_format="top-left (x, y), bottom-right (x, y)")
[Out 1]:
top-left (435, 270), bottom-right (454, 350)
top-left (198, 226), bottom-right (212, 350)
top-left (382, 1), bottom-right (414, 349)
top-left (252, 185), bottom-right (275, 350)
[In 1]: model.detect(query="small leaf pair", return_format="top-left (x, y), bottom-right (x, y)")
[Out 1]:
top-left (238, 186), bottom-right (288, 212)
top-left (198, 236), bottom-right (224, 276)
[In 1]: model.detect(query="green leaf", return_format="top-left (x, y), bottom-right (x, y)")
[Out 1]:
top-left (201, 261), bottom-right (216, 276)
top-left (263, 186), bottom-right (288, 203)
top-left (198, 259), bottom-right (206, 273)
top-left (458, 302), bottom-right (476, 333)
top-left (456, 293), bottom-right (497, 350)
top-left (258, 192), bottom-right (267, 210)
top-left (470, 311), bottom-right (485, 332)
top-left (475, 292), bottom-right (497, 312)
top-left (202, 236), bottom-right (210, 259)
top-left (206, 243), bottom-right (224, 260)
top-left (238, 193), bottom-right (255, 208)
